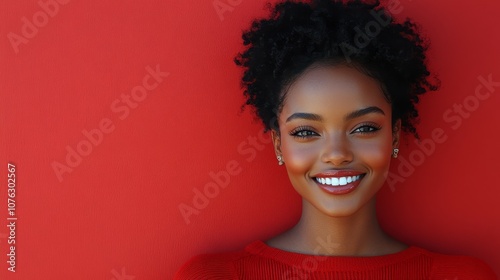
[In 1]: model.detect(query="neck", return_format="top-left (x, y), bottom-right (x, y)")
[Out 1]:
top-left (281, 197), bottom-right (404, 256)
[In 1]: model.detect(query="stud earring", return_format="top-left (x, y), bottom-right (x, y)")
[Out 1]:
top-left (392, 148), bottom-right (399, 158)
top-left (277, 155), bottom-right (284, 165)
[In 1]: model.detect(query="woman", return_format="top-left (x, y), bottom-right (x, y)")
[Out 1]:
top-left (175, 0), bottom-right (496, 278)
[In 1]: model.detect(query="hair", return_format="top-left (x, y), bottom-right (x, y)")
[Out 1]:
top-left (234, 0), bottom-right (439, 138)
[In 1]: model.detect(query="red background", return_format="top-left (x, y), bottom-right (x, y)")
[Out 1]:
top-left (1, 0), bottom-right (499, 279)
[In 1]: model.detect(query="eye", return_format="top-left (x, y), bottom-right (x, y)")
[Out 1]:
top-left (289, 126), bottom-right (319, 139)
top-left (352, 124), bottom-right (381, 134)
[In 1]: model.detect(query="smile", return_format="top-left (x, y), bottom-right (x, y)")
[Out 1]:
top-left (314, 175), bottom-right (363, 186)
top-left (312, 171), bottom-right (366, 195)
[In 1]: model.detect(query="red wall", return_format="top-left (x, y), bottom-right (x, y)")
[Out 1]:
top-left (1, 0), bottom-right (499, 279)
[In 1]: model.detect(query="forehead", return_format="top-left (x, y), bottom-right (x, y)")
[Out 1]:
top-left (281, 65), bottom-right (390, 115)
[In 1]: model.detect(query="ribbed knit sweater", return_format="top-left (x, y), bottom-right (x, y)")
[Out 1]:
top-left (175, 240), bottom-right (496, 279)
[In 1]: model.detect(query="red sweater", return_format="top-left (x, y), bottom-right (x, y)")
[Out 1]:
top-left (175, 240), bottom-right (496, 279)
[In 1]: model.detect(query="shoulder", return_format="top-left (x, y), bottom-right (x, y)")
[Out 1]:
top-left (173, 251), bottom-right (244, 280)
top-left (425, 250), bottom-right (497, 280)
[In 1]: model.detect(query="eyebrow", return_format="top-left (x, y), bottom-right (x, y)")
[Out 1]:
top-left (285, 106), bottom-right (385, 123)
top-left (285, 112), bottom-right (323, 123)
top-left (344, 106), bottom-right (385, 121)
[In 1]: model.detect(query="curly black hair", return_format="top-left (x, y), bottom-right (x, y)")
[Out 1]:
top-left (234, 0), bottom-right (439, 138)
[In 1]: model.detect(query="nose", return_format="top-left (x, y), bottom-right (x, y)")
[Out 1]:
top-left (321, 132), bottom-right (353, 166)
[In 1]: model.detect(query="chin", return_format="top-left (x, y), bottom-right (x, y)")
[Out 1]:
top-left (312, 199), bottom-right (372, 217)
top-left (297, 177), bottom-right (383, 218)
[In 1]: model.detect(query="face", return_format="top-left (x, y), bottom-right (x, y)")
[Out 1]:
top-left (272, 64), bottom-right (400, 217)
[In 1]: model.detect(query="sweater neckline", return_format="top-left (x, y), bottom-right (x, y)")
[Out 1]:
top-left (245, 240), bottom-right (427, 270)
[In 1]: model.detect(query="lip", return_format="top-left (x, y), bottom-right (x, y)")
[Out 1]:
top-left (313, 170), bottom-right (365, 178)
top-left (312, 170), bottom-right (366, 195)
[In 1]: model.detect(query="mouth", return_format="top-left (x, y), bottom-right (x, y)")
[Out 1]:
top-left (312, 172), bottom-right (366, 195)
top-left (314, 175), bottom-right (363, 186)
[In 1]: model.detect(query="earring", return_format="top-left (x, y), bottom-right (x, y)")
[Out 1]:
top-left (392, 148), bottom-right (399, 158)
top-left (277, 155), bottom-right (284, 165)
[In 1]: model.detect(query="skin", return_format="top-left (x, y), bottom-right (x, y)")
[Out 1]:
top-left (267, 64), bottom-right (407, 256)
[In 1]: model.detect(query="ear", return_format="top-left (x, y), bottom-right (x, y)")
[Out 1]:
top-left (271, 129), bottom-right (282, 157)
top-left (392, 119), bottom-right (401, 149)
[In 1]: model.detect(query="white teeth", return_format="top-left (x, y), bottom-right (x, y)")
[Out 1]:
top-left (339, 177), bottom-right (347, 185)
top-left (332, 178), bottom-right (339, 185)
top-left (315, 175), bottom-right (362, 187)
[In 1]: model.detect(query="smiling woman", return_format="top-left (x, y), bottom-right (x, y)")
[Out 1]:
top-left (274, 66), bottom-right (397, 219)
top-left (174, 0), bottom-right (496, 279)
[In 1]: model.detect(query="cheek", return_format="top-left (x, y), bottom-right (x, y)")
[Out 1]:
top-left (353, 137), bottom-right (392, 173)
top-left (280, 139), bottom-right (319, 177)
